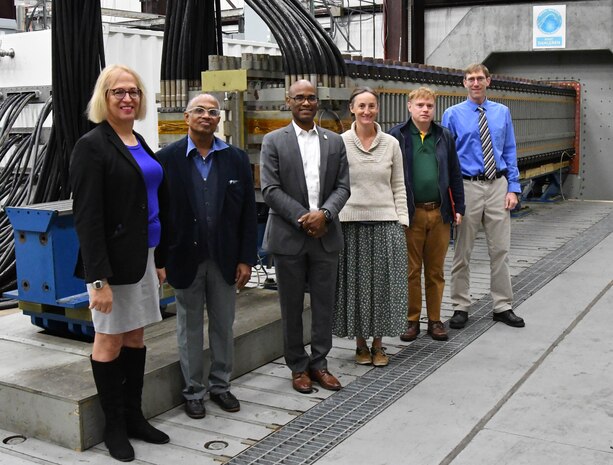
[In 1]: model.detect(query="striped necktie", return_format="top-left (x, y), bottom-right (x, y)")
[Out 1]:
top-left (477, 106), bottom-right (496, 179)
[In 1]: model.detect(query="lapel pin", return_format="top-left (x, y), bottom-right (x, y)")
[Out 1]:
top-left (323, 134), bottom-right (328, 140)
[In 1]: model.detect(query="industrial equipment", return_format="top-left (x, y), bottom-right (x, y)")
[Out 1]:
top-left (158, 53), bottom-right (577, 189)
top-left (3, 200), bottom-right (175, 339)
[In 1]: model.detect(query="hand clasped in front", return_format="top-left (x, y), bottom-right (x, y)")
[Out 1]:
top-left (298, 211), bottom-right (328, 239)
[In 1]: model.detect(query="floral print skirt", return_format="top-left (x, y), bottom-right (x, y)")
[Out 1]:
top-left (332, 221), bottom-right (408, 338)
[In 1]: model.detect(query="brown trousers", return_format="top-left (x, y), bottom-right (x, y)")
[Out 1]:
top-left (405, 207), bottom-right (450, 322)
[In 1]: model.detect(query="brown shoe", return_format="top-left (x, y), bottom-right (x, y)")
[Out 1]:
top-left (291, 371), bottom-right (312, 393)
top-left (309, 369), bottom-right (342, 391)
top-left (427, 320), bottom-right (448, 341)
top-left (370, 346), bottom-right (389, 367)
top-left (355, 346), bottom-right (372, 365)
top-left (400, 321), bottom-right (420, 342)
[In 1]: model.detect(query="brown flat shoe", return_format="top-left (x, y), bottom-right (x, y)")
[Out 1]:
top-left (371, 346), bottom-right (389, 367)
top-left (355, 346), bottom-right (372, 365)
top-left (291, 371), bottom-right (312, 393)
top-left (309, 369), bottom-right (342, 391)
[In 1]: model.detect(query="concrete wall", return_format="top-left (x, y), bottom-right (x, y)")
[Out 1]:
top-left (426, 1), bottom-right (613, 67)
top-left (425, 0), bottom-right (613, 201)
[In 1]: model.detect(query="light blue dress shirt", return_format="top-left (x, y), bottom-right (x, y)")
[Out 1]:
top-left (442, 98), bottom-right (520, 193)
top-left (185, 135), bottom-right (229, 180)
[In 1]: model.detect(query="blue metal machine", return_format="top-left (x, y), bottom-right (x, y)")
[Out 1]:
top-left (3, 200), bottom-right (173, 339)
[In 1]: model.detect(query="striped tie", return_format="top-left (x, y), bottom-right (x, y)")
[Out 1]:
top-left (477, 106), bottom-right (496, 180)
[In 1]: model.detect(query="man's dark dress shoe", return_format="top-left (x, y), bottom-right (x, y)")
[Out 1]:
top-left (449, 310), bottom-right (468, 329)
top-left (427, 320), bottom-right (448, 341)
top-left (309, 369), bottom-right (342, 391)
top-left (210, 391), bottom-right (240, 412)
top-left (400, 321), bottom-right (420, 341)
top-left (493, 310), bottom-right (525, 327)
top-left (185, 398), bottom-right (206, 419)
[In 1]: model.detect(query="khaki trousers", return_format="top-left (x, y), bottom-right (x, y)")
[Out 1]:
top-left (405, 207), bottom-right (450, 322)
top-left (451, 177), bottom-right (513, 312)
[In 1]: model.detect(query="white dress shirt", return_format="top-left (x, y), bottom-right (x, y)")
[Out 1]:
top-left (292, 120), bottom-right (321, 211)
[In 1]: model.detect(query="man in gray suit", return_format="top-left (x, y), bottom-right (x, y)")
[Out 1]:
top-left (260, 80), bottom-right (351, 394)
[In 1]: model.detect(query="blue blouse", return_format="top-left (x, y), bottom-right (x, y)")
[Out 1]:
top-left (127, 141), bottom-right (163, 248)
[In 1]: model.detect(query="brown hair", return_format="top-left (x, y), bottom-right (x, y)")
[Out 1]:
top-left (464, 63), bottom-right (490, 78)
top-left (349, 87), bottom-right (379, 106)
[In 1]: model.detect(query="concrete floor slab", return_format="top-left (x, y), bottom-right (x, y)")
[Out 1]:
top-left (451, 429), bottom-right (613, 465)
top-left (314, 229), bottom-right (613, 465)
top-left (483, 286), bottom-right (613, 455)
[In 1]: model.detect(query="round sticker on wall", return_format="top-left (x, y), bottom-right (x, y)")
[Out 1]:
top-left (537, 8), bottom-right (563, 34)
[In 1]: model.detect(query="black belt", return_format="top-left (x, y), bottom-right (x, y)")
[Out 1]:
top-left (462, 171), bottom-right (506, 181)
top-left (415, 202), bottom-right (440, 210)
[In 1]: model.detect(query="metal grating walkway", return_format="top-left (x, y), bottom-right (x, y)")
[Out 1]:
top-left (228, 203), bottom-right (613, 465)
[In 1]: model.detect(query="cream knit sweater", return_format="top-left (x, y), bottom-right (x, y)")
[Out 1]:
top-left (339, 122), bottom-right (409, 226)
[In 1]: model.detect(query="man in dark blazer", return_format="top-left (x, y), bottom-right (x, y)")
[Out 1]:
top-left (260, 80), bottom-right (351, 394)
top-left (157, 94), bottom-right (257, 419)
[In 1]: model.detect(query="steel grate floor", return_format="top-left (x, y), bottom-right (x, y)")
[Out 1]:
top-left (228, 203), bottom-right (613, 465)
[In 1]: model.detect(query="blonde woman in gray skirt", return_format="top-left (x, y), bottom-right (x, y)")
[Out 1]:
top-left (70, 65), bottom-right (169, 462)
top-left (333, 87), bottom-right (409, 367)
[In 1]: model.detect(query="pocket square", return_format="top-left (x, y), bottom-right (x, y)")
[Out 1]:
top-left (228, 179), bottom-right (239, 184)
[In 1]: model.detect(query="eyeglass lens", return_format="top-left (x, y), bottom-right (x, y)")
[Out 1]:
top-left (290, 95), bottom-right (318, 103)
top-left (110, 88), bottom-right (141, 99)
top-left (189, 107), bottom-right (221, 117)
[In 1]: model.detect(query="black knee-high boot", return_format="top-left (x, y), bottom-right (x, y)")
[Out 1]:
top-left (90, 356), bottom-right (135, 462)
top-left (120, 346), bottom-right (170, 444)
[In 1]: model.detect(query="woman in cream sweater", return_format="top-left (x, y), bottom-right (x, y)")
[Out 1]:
top-left (333, 87), bottom-right (409, 367)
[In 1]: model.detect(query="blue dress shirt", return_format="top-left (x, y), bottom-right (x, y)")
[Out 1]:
top-left (186, 135), bottom-right (229, 180)
top-left (442, 98), bottom-right (520, 193)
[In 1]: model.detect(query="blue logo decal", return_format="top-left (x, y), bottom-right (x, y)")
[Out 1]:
top-left (537, 9), bottom-right (562, 34)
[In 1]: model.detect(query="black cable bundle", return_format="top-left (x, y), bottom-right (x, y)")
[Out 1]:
top-left (33, 0), bottom-right (105, 203)
top-left (244, 0), bottom-right (347, 85)
top-left (0, 94), bottom-right (52, 294)
top-left (160, 0), bottom-right (222, 108)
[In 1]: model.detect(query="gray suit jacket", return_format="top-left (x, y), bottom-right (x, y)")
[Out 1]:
top-left (260, 123), bottom-right (350, 255)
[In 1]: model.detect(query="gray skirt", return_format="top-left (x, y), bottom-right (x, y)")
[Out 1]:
top-left (333, 221), bottom-right (408, 338)
top-left (89, 248), bottom-right (162, 335)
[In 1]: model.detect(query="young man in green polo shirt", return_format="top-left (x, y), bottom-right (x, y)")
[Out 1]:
top-left (389, 87), bottom-right (465, 341)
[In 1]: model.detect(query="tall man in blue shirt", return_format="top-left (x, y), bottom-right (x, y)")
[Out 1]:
top-left (441, 64), bottom-right (525, 329)
top-left (158, 94), bottom-right (258, 419)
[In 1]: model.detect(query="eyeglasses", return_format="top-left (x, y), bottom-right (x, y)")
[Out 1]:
top-left (108, 88), bottom-right (142, 100)
top-left (288, 95), bottom-right (318, 104)
top-left (186, 106), bottom-right (221, 117)
top-left (465, 76), bottom-right (487, 83)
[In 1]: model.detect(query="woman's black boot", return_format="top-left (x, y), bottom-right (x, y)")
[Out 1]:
top-left (90, 356), bottom-right (135, 462)
top-left (120, 346), bottom-right (170, 444)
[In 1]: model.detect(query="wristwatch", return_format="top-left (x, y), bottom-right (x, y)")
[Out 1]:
top-left (319, 208), bottom-right (332, 224)
top-left (92, 280), bottom-right (106, 290)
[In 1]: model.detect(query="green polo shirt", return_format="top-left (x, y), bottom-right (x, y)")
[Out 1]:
top-left (410, 120), bottom-right (440, 203)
